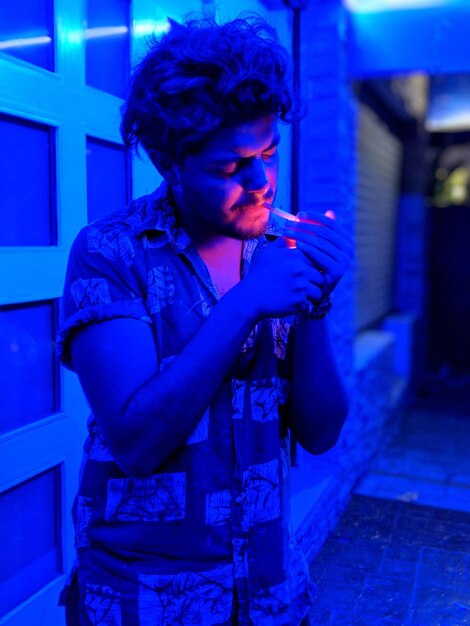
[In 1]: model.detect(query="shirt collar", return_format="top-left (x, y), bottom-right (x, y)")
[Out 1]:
top-left (126, 181), bottom-right (191, 252)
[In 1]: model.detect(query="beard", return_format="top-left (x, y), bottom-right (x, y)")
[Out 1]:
top-left (215, 205), bottom-right (270, 240)
top-left (176, 186), bottom-right (274, 241)
top-left (223, 192), bottom-right (274, 240)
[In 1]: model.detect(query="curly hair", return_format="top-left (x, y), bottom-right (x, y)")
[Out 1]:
top-left (120, 13), bottom-right (295, 164)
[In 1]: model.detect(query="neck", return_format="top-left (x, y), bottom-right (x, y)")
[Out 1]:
top-left (196, 237), bottom-right (243, 276)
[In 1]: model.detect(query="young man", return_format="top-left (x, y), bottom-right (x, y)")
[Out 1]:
top-left (57, 15), bottom-right (352, 626)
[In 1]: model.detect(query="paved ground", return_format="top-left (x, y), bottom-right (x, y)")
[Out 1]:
top-left (306, 376), bottom-right (470, 625)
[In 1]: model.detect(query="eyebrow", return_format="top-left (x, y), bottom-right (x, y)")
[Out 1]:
top-left (211, 133), bottom-right (281, 165)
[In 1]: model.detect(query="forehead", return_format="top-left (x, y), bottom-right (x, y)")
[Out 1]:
top-left (197, 114), bottom-right (279, 160)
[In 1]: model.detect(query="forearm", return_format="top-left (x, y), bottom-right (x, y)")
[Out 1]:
top-left (289, 316), bottom-right (349, 455)
top-left (116, 284), bottom-right (255, 476)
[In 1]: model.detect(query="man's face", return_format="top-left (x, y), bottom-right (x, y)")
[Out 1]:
top-left (172, 114), bottom-right (280, 241)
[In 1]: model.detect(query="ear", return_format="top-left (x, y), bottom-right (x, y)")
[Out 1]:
top-left (148, 150), bottom-right (181, 186)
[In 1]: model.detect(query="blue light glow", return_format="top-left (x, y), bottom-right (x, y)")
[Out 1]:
top-left (85, 26), bottom-right (128, 40)
top-left (426, 111), bottom-right (470, 132)
top-left (347, 2), bottom-right (470, 76)
top-left (427, 74), bottom-right (470, 131)
top-left (343, 0), bottom-right (470, 11)
top-left (133, 20), bottom-right (171, 37)
top-left (0, 35), bottom-right (52, 51)
top-left (0, 22), bottom-right (171, 51)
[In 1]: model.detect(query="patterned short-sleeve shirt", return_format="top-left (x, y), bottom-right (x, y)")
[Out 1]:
top-left (57, 182), bottom-right (316, 625)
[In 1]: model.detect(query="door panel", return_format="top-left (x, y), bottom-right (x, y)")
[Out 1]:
top-left (0, 1), bottom-right (283, 623)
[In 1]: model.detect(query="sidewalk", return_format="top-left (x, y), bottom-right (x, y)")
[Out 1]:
top-left (306, 377), bottom-right (470, 625)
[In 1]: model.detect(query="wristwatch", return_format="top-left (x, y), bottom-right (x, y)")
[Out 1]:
top-left (297, 298), bottom-right (332, 320)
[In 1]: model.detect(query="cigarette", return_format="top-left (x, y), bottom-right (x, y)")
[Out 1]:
top-left (264, 203), bottom-right (324, 227)
top-left (263, 203), bottom-right (298, 248)
top-left (263, 203), bottom-right (299, 222)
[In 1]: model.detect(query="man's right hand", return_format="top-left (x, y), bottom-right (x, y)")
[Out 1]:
top-left (235, 237), bottom-right (326, 319)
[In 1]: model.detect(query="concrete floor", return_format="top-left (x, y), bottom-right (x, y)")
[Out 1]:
top-left (307, 375), bottom-right (470, 625)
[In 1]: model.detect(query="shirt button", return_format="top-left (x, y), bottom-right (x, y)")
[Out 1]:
top-left (235, 496), bottom-right (243, 505)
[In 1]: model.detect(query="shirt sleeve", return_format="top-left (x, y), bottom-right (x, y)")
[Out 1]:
top-left (56, 225), bottom-right (152, 371)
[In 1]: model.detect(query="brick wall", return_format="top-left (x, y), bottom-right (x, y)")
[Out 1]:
top-left (291, 0), bottom-right (408, 558)
top-left (299, 0), bottom-right (356, 390)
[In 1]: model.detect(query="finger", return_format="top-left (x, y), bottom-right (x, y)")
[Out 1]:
top-left (283, 223), bottom-right (353, 255)
top-left (296, 282), bottom-right (324, 304)
top-left (283, 222), bottom-right (352, 249)
top-left (307, 267), bottom-right (326, 287)
top-left (297, 245), bottom-right (343, 280)
top-left (297, 212), bottom-right (341, 228)
top-left (306, 283), bottom-right (324, 303)
top-left (297, 254), bottom-right (340, 298)
top-left (292, 260), bottom-right (325, 296)
top-left (296, 237), bottom-right (350, 266)
top-left (298, 210), bottom-right (337, 224)
top-left (295, 242), bottom-right (334, 269)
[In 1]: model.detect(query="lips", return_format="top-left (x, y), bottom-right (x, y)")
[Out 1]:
top-left (237, 204), bottom-right (266, 213)
top-left (235, 199), bottom-right (273, 212)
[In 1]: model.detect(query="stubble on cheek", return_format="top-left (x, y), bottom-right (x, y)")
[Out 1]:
top-left (232, 208), bottom-right (270, 239)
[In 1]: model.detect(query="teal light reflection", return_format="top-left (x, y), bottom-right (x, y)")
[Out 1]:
top-left (1, 21), bottom-right (171, 52)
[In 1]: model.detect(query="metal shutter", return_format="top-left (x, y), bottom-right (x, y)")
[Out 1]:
top-left (355, 104), bottom-right (403, 331)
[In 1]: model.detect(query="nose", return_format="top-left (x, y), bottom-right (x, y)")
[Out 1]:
top-left (243, 158), bottom-right (270, 195)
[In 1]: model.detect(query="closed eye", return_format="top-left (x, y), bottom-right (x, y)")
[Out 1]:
top-left (211, 162), bottom-right (242, 177)
top-left (209, 146), bottom-right (278, 177)
top-left (262, 148), bottom-right (278, 160)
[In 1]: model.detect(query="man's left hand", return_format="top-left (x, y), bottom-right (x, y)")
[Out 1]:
top-left (282, 211), bottom-right (353, 302)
